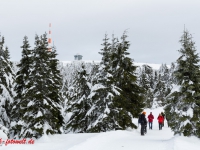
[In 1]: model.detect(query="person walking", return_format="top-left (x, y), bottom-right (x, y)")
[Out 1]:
top-left (138, 111), bottom-right (147, 136)
top-left (161, 112), bottom-right (165, 127)
top-left (157, 114), bottom-right (164, 130)
top-left (148, 112), bottom-right (154, 129)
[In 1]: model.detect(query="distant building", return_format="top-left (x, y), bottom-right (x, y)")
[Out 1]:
top-left (74, 54), bottom-right (83, 60)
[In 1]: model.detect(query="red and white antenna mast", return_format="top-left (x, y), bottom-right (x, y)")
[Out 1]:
top-left (48, 23), bottom-right (52, 51)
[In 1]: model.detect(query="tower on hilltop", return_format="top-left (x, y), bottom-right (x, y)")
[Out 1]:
top-left (48, 23), bottom-right (52, 51)
top-left (74, 54), bottom-right (83, 60)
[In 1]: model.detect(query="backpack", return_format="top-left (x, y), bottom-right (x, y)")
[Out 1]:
top-left (139, 114), bottom-right (147, 125)
top-left (138, 114), bottom-right (142, 123)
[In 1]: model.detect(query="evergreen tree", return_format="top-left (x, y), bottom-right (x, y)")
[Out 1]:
top-left (66, 63), bottom-right (91, 132)
top-left (60, 79), bottom-right (68, 121)
top-left (88, 62), bottom-right (99, 86)
top-left (111, 31), bottom-right (145, 129)
top-left (11, 36), bottom-right (33, 131)
top-left (153, 64), bottom-right (172, 106)
top-left (139, 65), bottom-right (154, 108)
top-left (59, 64), bottom-right (69, 123)
top-left (48, 45), bottom-right (64, 110)
top-left (153, 73), bottom-right (167, 106)
top-left (164, 30), bottom-right (200, 138)
top-left (86, 34), bottom-right (121, 132)
top-left (0, 35), bottom-right (15, 128)
top-left (11, 34), bottom-right (63, 139)
top-left (154, 71), bottom-right (158, 83)
top-left (169, 62), bottom-right (176, 84)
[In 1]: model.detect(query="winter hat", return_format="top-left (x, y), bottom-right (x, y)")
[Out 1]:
top-left (143, 112), bottom-right (146, 115)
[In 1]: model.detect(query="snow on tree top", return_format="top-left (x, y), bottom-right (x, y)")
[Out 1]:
top-left (60, 61), bottom-right (167, 70)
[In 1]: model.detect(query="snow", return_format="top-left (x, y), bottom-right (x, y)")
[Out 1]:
top-left (36, 111), bottom-right (43, 118)
top-left (134, 62), bottom-right (170, 70)
top-left (0, 130), bottom-right (7, 142)
top-left (170, 84), bottom-right (180, 93)
top-left (27, 101), bottom-right (34, 107)
top-left (1, 107), bottom-right (200, 149)
top-left (1, 60), bottom-right (200, 148)
top-left (186, 107), bottom-right (194, 118)
top-left (86, 105), bottom-right (95, 116)
top-left (60, 61), bottom-right (165, 70)
top-left (61, 60), bottom-right (100, 65)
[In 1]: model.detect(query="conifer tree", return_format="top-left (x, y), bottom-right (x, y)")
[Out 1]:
top-left (88, 62), bottom-right (99, 86)
top-left (169, 62), bottom-right (176, 84)
top-left (111, 31), bottom-right (145, 129)
top-left (48, 45), bottom-right (63, 106)
top-left (153, 64), bottom-right (172, 106)
top-left (139, 65), bottom-right (154, 108)
top-left (85, 34), bottom-right (121, 132)
top-left (154, 71), bottom-right (158, 83)
top-left (164, 30), bottom-right (200, 138)
top-left (0, 35), bottom-right (15, 128)
top-left (60, 79), bottom-right (68, 119)
top-left (154, 74), bottom-right (167, 106)
top-left (11, 34), bottom-right (63, 139)
top-left (11, 36), bottom-right (33, 130)
top-left (59, 64), bottom-right (69, 122)
top-left (66, 63), bottom-right (91, 132)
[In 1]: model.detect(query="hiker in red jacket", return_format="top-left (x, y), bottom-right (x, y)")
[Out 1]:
top-left (148, 112), bottom-right (154, 129)
top-left (157, 114), bottom-right (164, 130)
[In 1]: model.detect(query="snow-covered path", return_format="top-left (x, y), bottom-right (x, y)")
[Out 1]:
top-left (68, 125), bottom-right (174, 150)
top-left (66, 107), bottom-right (175, 150)
top-left (1, 126), bottom-right (174, 150)
top-left (1, 107), bottom-right (200, 150)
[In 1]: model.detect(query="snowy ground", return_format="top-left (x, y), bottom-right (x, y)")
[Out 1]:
top-left (1, 107), bottom-right (200, 150)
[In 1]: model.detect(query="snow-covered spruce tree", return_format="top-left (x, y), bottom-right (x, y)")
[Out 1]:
top-left (154, 70), bottom-right (158, 83)
top-left (48, 45), bottom-right (63, 108)
top-left (164, 30), bottom-right (200, 138)
top-left (46, 44), bottom-right (64, 132)
top-left (159, 64), bottom-right (170, 81)
top-left (88, 62), bottom-right (99, 86)
top-left (169, 62), bottom-right (176, 84)
top-left (139, 65), bottom-right (154, 108)
top-left (111, 32), bottom-right (145, 129)
top-left (12, 34), bottom-right (63, 139)
top-left (85, 34), bottom-right (122, 132)
top-left (59, 63), bottom-right (69, 123)
top-left (66, 63), bottom-right (92, 132)
top-left (153, 64), bottom-right (173, 107)
top-left (0, 35), bottom-right (15, 128)
top-left (153, 74), bottom-right (167, 106)
top-left (11, 36), bottom-right (33, 135)
top-left (139, 65), bottom-right (154, 90)
top-left (60, 78), bottom-right (68, 116)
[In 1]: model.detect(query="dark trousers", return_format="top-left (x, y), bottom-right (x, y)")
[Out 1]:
top-left (144, 125), bottom-right (147, 133)
top-left (159, 123), bottom-right (162, 130)
top-left (149, 122), bottom-right (153, 129)
top-left (141, 124), bottom-right (145, 135)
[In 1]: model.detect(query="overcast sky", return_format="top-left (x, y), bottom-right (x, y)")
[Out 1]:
top-left (0, 0), bottom-right (200, 64)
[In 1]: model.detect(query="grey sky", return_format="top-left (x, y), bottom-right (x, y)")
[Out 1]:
top-left (0, 0), bottom-right (200, 64)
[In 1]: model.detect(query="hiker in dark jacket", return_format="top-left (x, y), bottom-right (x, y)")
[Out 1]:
top-left (139, 111), bottom-right (147, 136)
